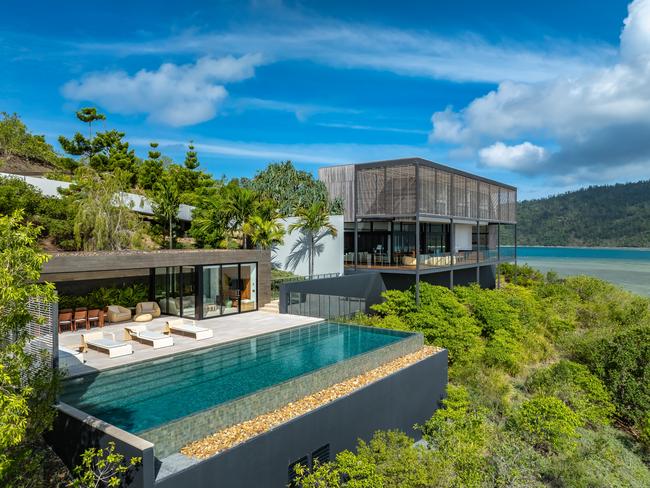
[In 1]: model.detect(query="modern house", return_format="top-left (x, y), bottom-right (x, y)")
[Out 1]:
top-left (42, 249), bottom-right (270, 320)
top-left (279, 158), bottom-right (516, 315)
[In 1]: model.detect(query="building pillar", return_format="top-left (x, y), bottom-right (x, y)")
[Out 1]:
top-left (449, 217), bottom-right (454, 289)
top-left (415, 162), bottom-right (421, 306)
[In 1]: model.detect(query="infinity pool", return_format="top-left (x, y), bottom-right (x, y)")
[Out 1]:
top-left (61, 322), bottom-right (412, 433)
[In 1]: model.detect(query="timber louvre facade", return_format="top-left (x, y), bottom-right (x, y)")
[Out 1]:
top-left (318, 158), bottom-right (517, 300)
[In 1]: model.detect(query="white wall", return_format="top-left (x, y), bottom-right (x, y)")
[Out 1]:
top-left (454, 224), bottom-right (473, 252)
top-left (272, 214), bottom-right (344, 277)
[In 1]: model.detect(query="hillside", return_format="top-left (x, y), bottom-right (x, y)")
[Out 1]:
top-left (518, 180), bottom-right (650, 247)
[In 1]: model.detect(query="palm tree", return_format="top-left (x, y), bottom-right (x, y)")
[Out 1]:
top-left (223, 185), bottom-right (259, 248)
top-left (243, 216), bottom-right (285, 249)
top-left (288, 202), bottom-right (337, 277)
top-left (151, 177), bottom-right (181, 249)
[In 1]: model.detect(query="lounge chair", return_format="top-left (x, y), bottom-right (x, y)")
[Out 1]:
top-left (135, 301), bottom-right (161, 319)
top-left (124, 325), bottom-right (174, 349)
top-left (81, 331), bottom-right (133, 358)
top-left (106, 305), bottom-right (131, 323)
top-left (164, 319), bottom-right (213, 341)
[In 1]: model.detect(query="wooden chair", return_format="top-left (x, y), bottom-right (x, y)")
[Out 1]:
top-left (87, 309), bottom-right (104, 329)
top-left (58, 311), bottom-right (74, 333)
top-left (73, 309), bottom-right (88, 331)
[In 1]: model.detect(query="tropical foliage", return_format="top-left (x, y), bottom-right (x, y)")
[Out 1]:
top-left (58, 283), bottom-right (148, 310)
top-left (287, 202), bottom-right (338, 276)
top-left (0, 212), bottom-right (60, 486)
top-left (68, 441), bottom-right (141, 488)
top-left (296, 269), bottom-right (650, 486)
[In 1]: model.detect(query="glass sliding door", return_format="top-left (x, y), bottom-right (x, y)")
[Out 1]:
top-left (182, 266), bottom-right (196, 319)
top-left (202, 265), bottom-right (222, 318)
top-left (240, 263), bottom-right (257, 312)
top-left (220, 264), bottom-right (239, 315)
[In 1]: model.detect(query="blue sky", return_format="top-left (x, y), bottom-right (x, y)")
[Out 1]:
top-left (3, 0), bottom-right (648, 199)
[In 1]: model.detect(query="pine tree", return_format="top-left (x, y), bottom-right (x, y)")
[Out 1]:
top-left (183, 141), bottom-right (199, 170)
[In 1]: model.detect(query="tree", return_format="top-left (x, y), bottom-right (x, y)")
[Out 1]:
top-left (222, 184), bottom-right (260, 249)
top-left (0, 112), bottom-right (67, 169)
top-left (243, 161), bottom-right (342, 216)
top-left (183, 141), bottom-right (199, 170)
top-left (150, 175), bottom-right (181, 249)
top-left (242, 215), bottom-right (284, 249)
top-left (0, 211), bottom-right (59, 484)
top-left (75, 107), bottom-right (106, 141)
top-left (67, 168), bottom-right (144, 251)
top-left (137, 142), bottom-right (164, 190)
top-left (288, 202), bottom-right (338, 276)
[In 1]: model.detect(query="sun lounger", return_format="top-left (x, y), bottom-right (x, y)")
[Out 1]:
top-left (81, 331), bottom-right (133, 358)
top-left (164, 319), bottom-right (213, 340)
top-left (124, 325), bottom-right (174, 349)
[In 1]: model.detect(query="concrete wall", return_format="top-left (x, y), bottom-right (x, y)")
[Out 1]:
top-left (47, 403), bottom-right (155, 488)
top-left (273, 215), bottom-right (344, 277)
top-left (155, 350), bottom-right (448, 488)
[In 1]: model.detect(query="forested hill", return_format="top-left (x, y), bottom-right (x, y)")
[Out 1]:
top-left (518, 180), bottom-right (650, 247)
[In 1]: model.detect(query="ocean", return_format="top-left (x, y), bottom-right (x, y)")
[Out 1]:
top-left (516, 246), bottom-right (650, 297)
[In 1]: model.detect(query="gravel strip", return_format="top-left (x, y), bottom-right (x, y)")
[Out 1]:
top-left (181, 345), bottom-right (440, 459)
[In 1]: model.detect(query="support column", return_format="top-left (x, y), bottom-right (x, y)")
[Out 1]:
top-left (475, 219), bottom-right (480, 284)
top-left (415, 163), bottom-right (421, 306)
top-left (497, 223), bottom-right (501, 289)
top-left (449, 217), bottom-right (454, 289)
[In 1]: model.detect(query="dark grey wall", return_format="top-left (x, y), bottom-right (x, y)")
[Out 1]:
top-left (280, 266), bottom-right (498, 314)
top-left (46, 403), bottom-right (155, 488)
top-left (155, 350), bottom-right (448, 488)
top-left (279, 272), bottom-right (386, 313)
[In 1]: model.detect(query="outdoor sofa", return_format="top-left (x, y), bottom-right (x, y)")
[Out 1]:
top-left (81, 331), bottom-right (133, 358)
top-left (106, 305), bottom-right (132, 323)
top-left (135, 301), bottom-right (161, 319)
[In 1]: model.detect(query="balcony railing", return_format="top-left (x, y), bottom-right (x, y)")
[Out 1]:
top-left (344, 248), bottom-right (506, 271)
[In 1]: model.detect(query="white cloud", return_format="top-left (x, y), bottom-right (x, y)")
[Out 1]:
top-left (75, 18), bottom-right (614, 85)
top-left (62, 54), bottom-right (264, 126)
top-left (430, 0), bottom-right (650, 184)
top-left (479, 142), bottom-right (548, 170)
top-left (230, 97), bottom-right (360, 121)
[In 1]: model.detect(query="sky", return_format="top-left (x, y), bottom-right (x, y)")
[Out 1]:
top-left (2, 0), bottom-right (648, 200)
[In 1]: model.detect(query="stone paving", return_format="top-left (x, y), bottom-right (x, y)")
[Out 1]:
top-left (58, 311), bottom-right (322, 377)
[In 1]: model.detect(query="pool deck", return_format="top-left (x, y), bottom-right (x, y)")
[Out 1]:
top-left (59, 311), bottom-right (323, 377)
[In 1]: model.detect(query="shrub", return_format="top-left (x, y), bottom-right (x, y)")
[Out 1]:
top-left (420, 385), bottom-right (490, 487)
top-left (499, 263), bottom-right (543, 287)
top-left (508, 395), bottom-right (583, 453)
top-left (526, 360), bottom-right (615, 427)
top-left (571, 324), bottom-right (650, 444)
top-left (483, 329), bottom-right (523, 375)
top-left (454, 285), bottom-right (522, 339)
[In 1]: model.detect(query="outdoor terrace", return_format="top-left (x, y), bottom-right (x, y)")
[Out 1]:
top-left (58, 311), bottom-right (322, 377)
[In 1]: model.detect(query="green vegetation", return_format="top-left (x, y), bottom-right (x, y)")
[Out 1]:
top-left (1, 110), bottom-right (341, 253)
top-left (518, 179), bottom-right (650, 246)
top-left (68, 441), bottom-right (140, 488)
top-left (296, 266), bottom-right (650, 486)
top-left (0, 212), bottom-right (60, 486)
top-left (58, 283), bottom-right (148, 310)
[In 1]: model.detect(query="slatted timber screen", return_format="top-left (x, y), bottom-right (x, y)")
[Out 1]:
top-left (319, 165), bottom-right (355, 221)
top-left (25, 297), bottom-right (57, 368)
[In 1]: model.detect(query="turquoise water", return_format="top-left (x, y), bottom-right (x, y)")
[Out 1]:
top-left (517, 246), bottom-right (650, 296)
top-left (61, 322), bottom-right (410, 433)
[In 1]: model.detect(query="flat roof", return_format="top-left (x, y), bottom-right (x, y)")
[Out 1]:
top-left (321, 157), bottom-right (517, 191)
top-left (42, 249), bottom-right (269, 276)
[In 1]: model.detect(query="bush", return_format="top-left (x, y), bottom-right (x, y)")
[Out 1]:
top-left (59, 283), bottom-right (148, 310)
top-left (483, 329), bottom-right (524, 375)
top-left (508, 395), bottom-right (583, 453)
top-left (499, 263), bottom-right (543, 287)
top-left (526, 360), bottom-right (615, 427)
top-left (571, 324), bottom-right (650, 444)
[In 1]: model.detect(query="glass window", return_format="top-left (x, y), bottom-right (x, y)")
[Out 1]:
top-left (202, 265), bottom-right (222, 318)
top-left (181, 266), bottom-right (196, 319)
top-left (220, 265), bottom-right (240, 315)
top-left (240, 263), bottom-right (257, 312)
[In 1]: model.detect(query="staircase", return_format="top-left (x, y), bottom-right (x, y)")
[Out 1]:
top-left (259, 299), bottom-right (280, 314)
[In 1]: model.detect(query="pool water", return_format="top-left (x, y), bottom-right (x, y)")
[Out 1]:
top-left (61, 322), bottom-right (410, 433)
